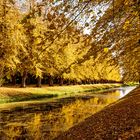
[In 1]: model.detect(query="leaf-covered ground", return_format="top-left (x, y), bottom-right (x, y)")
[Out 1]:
top-left (55, 86), bottom-right (140, 140)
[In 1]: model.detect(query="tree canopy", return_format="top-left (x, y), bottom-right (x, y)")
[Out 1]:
top-left (0, 0), bottom-right (139, 86)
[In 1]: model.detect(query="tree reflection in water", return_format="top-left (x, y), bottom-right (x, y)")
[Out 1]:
top-left (0, 90), bottom-right (122, 140)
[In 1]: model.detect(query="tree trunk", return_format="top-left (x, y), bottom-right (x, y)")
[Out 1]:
top-left (67, 79), bottom-right (71, 85)
top-left (21, 71), bottom-right (27, 88)
top-left (49, 76), bottom-right (53, 86)
top-left (73, 80), bottom-right (76, 85)
top-left (36, 76), bottom-right (41, 87)
top-left (12, 75), bottom-right (16, 85)
top-left (59, 77), bottom-right (64, 86)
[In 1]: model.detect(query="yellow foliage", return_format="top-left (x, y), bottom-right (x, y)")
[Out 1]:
top-left (104, 47), bottom-right (109, 53)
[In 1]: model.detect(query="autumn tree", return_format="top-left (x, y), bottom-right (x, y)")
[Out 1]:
top-left (0, 0), bottom-right (21, 86)
top-left (0, 0), bottom-right (139, 86)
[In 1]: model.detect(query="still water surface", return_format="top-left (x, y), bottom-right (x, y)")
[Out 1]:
top-left (0, 86), bottom-right (136, 140)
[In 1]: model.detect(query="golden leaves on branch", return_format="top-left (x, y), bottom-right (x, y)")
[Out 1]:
top-left (123, 20), bottom-right (130, 30)
top-left (104, 48), bottom-right (109, 53)
top-left (0, 0), bottom-right (139, 82)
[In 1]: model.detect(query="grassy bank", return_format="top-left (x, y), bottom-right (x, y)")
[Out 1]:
top-left (0, 84), bottom-right (121, 104)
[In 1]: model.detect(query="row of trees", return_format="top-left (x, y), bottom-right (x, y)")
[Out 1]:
top-left (0, 0), bottom-right (139, 87)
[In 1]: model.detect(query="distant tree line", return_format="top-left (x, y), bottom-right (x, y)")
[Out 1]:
top-left (4, 73), bottom-right (122, 87)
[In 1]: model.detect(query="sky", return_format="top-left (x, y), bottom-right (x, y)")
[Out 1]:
top-left (15, 0), bottom-right (110, 36)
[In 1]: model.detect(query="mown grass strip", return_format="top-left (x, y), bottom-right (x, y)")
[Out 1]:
top-left (0, 84), bottom-right (122, 104)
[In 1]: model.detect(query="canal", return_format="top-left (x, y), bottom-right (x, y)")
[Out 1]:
top-left (0, 86), bottom-right (136, 140)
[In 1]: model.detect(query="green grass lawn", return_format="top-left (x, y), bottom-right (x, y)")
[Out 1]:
top-left (0, 84), bottom-right (121, 105)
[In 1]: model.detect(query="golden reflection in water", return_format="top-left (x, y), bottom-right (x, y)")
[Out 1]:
top-left (1, 91), bottom-right (120, 140)
top-left (29, 114), bottom-right (41, 140)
